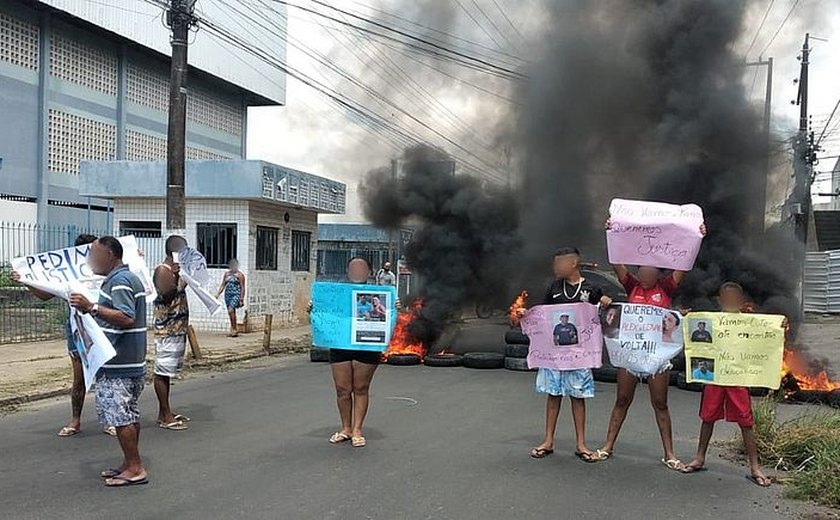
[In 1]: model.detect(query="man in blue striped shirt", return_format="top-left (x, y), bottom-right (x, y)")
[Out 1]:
top-left (69, 236), bottom-right (148, 487)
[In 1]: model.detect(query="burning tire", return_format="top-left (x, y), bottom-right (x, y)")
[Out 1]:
top-left (462, 352), bottom-right (505, 369)
top-left (386, 354), bottom-right (422, 366)
top-left (505, 344), bottom-right (529, 358)
top-left (309, 347), bottom-right (330, 363)
top-left (504, 357), bottom-right (535, 371)
top-left (424, 354), bottom-right (464, 367)
top-left (504, 330), bottom-right (530, 345)
top-left (593, 366), bottom-right (618, 383)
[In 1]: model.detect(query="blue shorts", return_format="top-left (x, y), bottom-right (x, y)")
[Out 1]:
top-left (95, 375), bottom-right (145, 427)
top-left (535, 368), bottom-right (595, 398)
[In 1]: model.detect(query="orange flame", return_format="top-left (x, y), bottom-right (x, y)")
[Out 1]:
top-left (783, 348), bottom-right (840, 392)
top-left (383, 299), bottom-right (426, 359)
top-left (509, 290), bottom-right (528, 327)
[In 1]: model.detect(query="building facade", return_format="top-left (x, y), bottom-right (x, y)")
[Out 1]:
top-left (0, 0), bottom-right (285, 229)
top-left (80, 159), bottom-right (345, 331)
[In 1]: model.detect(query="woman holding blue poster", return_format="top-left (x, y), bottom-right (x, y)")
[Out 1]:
top-left (309, 257), bottom-right (395, 448)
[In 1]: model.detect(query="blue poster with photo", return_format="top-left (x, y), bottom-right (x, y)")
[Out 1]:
top-left (311, 282), bottom-right (398, 352)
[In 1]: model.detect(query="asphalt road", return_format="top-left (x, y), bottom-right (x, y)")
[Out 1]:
top-left (0, 356), bottom-right (809, 520)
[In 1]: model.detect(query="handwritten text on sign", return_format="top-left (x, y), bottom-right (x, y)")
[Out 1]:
top-left (10, 235), bottom-right (153, 300)
top-left (521, 303), bottom-right (603, 371)
top-left (602, 303), bottom-right (684, 375)
top-left (607, 198), bottom-right (704, 271)
top-left (310, 282), bottom-right (397, 352)
top-left (683, 312), bottom-right (785, 389)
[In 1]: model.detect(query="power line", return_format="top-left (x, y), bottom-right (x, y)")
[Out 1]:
top-left (280, 0), bottom-right (527, 80)
top-left (195, 11), bottom-right (507, 183)
top-left (758, 0), bottom-right (800, 57)
top-left (489, 0), bottom-right (525, 45)
top-left (816, 97), bottom-right (840, 147)
top-left (454, 0), bottom-right (505, 50)
top-left (745, 0), bottom-right (775, 58)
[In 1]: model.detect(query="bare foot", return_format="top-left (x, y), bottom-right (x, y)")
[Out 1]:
top-left (681, 457), bottom-right (707, 473)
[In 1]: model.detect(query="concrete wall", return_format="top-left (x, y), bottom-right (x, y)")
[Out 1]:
top-left (247, 201), bottom-right (317, 329)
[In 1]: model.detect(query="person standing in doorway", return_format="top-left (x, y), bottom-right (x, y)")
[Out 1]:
top-left (11, 234), bottom-right (117, 437)
top-left (216, 259), bottom-right (246, 337)
top-left (152, 235), bottom-right (191, 431)
top-left (375, 261), bottom-right (396, 286)
top-left (68, 236), bottom-right (148, 487)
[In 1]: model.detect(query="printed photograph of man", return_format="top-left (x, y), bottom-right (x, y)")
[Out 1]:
top-left (553, 314), bottom-right (579, 346)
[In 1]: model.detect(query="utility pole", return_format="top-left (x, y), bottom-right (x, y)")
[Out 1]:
top-left (791, 34), bottom-right (819, 311)
top-left (165, 0), bottom-right (197, 231)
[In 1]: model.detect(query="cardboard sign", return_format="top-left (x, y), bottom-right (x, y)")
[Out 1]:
top-left (602, 303), bottom-right (684, 375)
top-left (683, 312), bottom-right (785, 389)
top-left (607, 198), bottom-right (704, 271)
top-left (311, 282), bottom-right (398, 352)
top-left (521, 303), bottom-right (603, 371)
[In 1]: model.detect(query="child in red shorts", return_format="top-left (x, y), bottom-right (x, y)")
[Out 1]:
top-left (681, 282), bottom-right (771, 487)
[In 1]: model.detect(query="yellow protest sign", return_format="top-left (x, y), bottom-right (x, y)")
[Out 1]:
top-left (683, 312), bottom-right (785, 389)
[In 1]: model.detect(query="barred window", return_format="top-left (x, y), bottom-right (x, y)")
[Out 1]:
top-left (119, 221), bottom-right (162, 238)
top-left (50, 32), bottom-right (117, 95)
top-left (255, 226), bottom-right (278, 271)
top-left (0, 12), bottom-right (39, 70)
top-left (291, 230), bottom-right (311, 272)
top-left (196, 223), bottom-right (237, 269)
top-left (48, 110), bottom-right (116, 175)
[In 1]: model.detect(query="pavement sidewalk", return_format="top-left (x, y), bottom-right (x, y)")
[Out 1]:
top-left (0, 325), bottom-right (312, 406)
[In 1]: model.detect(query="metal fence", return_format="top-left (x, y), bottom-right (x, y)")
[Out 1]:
top-left (804, 250), bottom-right (840, 313)
top-left (0, 222), bottom-right (110, 344)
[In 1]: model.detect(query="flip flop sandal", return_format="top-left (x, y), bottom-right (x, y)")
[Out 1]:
top-left (103, 426), bottom-right (117, 436)
top-left (530, 448), bottom-right (554, 459)
top-left (57, 426), bottom-right (79, 437)
top-left (352, 436), bottom-right (366, 448)
top-left (100, 468), bottom-right (123, 479)
top-left (594, 449), bottom-right (612, 461)
top-left (159, 420), bottom-right (188, 431)
top-left (746, 475), bottom-right (772, 487)
top-left (329, 432), bottom-right (352, 444)
top-left (575, 451), bottom-right (599, 463)
top-left (173, 414), bottom-right (192, 423)
top-left (662, 458), bottom-right (685, 471)
top-left (104, 475), bottom-right (149, 487)
top-left (681, 464), bottom-right (708, 474)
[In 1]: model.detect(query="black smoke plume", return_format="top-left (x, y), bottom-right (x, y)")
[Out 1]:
top-left (360, 145), bottom-right (519, 345)
top-left (516, 0), bottom-right (800, 323)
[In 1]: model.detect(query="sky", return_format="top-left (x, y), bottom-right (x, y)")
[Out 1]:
top-left (232, 0), bottom-right (840, 221)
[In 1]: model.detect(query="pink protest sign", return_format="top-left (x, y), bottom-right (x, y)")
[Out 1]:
top-left (521, 303), bottom-right (603, 371)
top-left (607, 198), bottom-right (704, 271)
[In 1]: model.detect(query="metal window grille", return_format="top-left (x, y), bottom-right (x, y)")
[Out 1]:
top-left (48, 110), bottom-right (116, 175)
top-left (0, 12), bottom-right (39, 70)
top-left (196, 223), bottom-right (237, 269)
top-left (255, 226), bottom-right (278, 271)
top-left (119, 220), bottom-right (162, 238)
top-left (291, 230), bottom-right (311, 272)
top-left (49, 32), bottom-right (117, 95)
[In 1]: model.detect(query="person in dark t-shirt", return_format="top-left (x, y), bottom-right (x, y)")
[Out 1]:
top-left (691, 322), bottom-right (713, 343)
top-left (526, 247), bottom-right (611, 463)
top-left (553, 315), bottom-right (578, 345)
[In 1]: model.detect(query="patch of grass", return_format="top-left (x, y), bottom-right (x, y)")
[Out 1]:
top-left (747, 398), bottom-right (840, 508)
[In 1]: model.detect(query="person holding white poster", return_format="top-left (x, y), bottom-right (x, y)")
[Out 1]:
top-left (9, 234), bottom-right (116, 437)
top-left (68, 237), bottom-right (149, 487)
top-left (595, 218), bottom-right (706, 471)
top-left (152, 236), bottom-right (191, 431)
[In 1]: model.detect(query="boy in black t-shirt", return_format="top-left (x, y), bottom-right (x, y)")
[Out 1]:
top-left (528, 247), bottom-right (611, 462)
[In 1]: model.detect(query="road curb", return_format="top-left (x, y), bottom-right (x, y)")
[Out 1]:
top-left (0, 343), bottom-right (310, 409)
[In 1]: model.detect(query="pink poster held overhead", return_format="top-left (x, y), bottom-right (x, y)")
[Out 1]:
top-left (607, 198), bottom-right (705, 271)
top-left (521, 303), bottom-right (603, 371)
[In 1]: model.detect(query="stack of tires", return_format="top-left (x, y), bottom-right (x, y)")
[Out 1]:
top-left (503, 329), bottom-right (534, 372)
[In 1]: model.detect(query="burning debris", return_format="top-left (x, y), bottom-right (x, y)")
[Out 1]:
top-left (508, 291), bottom-right (528, 327)
top-left (383, 299), bottom-right (426, 360)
